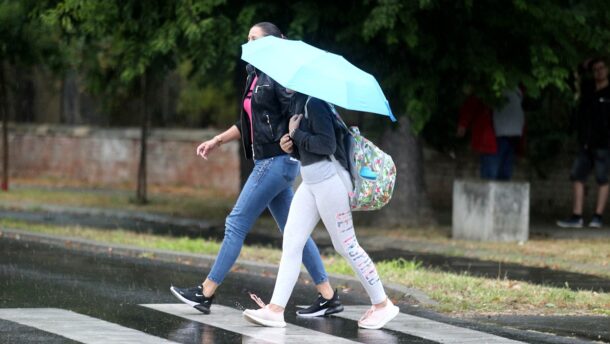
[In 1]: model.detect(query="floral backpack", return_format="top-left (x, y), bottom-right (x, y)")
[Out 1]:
top-left (304, 97), bottom-right (397, 211)
top-left (340, 125), bottom-right (396, 211)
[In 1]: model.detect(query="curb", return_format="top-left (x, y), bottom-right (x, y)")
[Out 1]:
top-left (0, 228), bottom-right (437, 307)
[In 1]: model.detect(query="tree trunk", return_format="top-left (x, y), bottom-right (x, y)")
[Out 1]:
top-left (0, 63), bottom-right (9, 191)
top-left (60, 69), bottom-right (81, 124)
top-left (136, 74), bottom-right (148, 204)
top-left (370, 117), bottom-right (435, 227)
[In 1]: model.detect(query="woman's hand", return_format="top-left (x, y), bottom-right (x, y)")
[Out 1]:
top-left (196, 137), bottom-right (221, 160)
top-left (280, 134), bottom-right (293, 153)
top-left (288, 114), bottom-right (303, 133)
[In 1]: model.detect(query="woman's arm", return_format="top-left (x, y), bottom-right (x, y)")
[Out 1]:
top-left (196, 125), bottom-right (241, 160)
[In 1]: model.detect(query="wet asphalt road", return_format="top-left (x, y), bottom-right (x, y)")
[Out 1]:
top-left (0, 238), bottom-right (432, 343)
top-left (0, 237), bottom-right (603, 343)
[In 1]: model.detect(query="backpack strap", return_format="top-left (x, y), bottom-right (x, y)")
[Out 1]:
top-left (330, 155), bottom-right (353, 195)
top-left (328, 103), bottom-right (349, 132)
top-left (304, 96), bottom-right (312, 119)
top-left (326, 103), bottom-right (353, 194)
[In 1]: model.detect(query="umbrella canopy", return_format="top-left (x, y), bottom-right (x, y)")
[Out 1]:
top-left (241, 35), bottom-right (396, 121)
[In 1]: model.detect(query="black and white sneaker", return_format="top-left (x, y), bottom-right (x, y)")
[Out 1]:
top-left (589, 214), bottom-right (603, 228)
top-left (170, 285), bottom-right (214, 314)
top-left (557, 215), bottom-right (584, 228)
top-left (296, 289), bottom-right (344, 317)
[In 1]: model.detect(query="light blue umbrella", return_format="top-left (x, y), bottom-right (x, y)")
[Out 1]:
top-left (241, 35), bottom-right (396, 121)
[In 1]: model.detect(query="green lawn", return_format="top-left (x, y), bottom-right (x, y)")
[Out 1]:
top-left (0, 187), bottom-right (234, 221)
top-left (6, 187), bottom-right (610, 282)
top-left (358, 226), bottom-right (610, 279)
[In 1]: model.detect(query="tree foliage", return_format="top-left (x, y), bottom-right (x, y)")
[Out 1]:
top-left (43, 0), bottom-right (233, 97)
top-left (0, 0), bottom-right (62, 191)
top-left (0, 0), bottom-right (603, 133)
top-left (6, 0), bottom-right (610, 220)
top-left (356, 0), bottom-right (610, 131)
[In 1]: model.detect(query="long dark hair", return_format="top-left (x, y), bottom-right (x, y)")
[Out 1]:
top-left (253, 22), bottom-right (284, 38)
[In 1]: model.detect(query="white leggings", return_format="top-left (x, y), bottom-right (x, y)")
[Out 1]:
top-left (270, 171), bottom-right (387, 307)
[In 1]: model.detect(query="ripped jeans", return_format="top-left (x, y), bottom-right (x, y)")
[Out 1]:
top-left (270, 163), bottom-right (386, 307)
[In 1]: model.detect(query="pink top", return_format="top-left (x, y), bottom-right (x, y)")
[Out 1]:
top-left (243, 76), bottom-right (257, 141)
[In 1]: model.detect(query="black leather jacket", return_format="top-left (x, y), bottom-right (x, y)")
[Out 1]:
top-left (236, 65), bottom-right (292, 160)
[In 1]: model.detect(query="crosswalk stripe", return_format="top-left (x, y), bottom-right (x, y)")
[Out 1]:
top-left (0, 308), bottom-right (177, 344)
top-left (141, 303), bottom-right (360, 344)
top-left (333, 306), bottom-right (524, 343)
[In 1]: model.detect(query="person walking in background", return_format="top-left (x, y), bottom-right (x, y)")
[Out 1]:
top-left (242, 93), bottom-right (399, 330)
top-left (558, 57), bottom-right (610, 228)
top-left (170, 22), bottom-right (341, 316)
top-left (457, 87), bottom-right (525, 180)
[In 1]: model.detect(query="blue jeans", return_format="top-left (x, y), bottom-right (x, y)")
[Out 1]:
top-left (480, 136), bottom-right (518, 180)
top-left (207, 154), bottom-right (328, 285)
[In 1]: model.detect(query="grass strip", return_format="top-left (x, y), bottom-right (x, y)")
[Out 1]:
top-left (358, 226), bottom-right (610, 279)
top-left (0, 188), bottom-right (234, 221)
top-left (5, 188), bottom-right (610, 280)
top-left (2, 218), bottom-right (609, 316)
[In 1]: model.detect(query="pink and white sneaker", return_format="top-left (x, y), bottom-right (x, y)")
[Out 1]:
top-left (243, 306), bottom-right (286, 328)
top-left (242, 293), bottom-right (287, 328)
top-left (358, 298), bottom-right (400, 329)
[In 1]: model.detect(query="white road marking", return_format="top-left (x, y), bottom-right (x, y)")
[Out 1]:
top-left (334, 306), bottom-right (525, 343)
top-left (141, 303), bottom-right (360, 344)
top-left (0, 308), bottom-right (177, 344)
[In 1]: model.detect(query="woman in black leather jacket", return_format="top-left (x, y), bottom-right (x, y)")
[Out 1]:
top-left (170, 22), bottom-right (339, 317)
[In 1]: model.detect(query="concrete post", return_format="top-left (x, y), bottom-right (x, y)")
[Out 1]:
top-left (452, 179), bottom-right (529, 242)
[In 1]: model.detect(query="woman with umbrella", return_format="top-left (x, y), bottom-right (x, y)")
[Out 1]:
top-left (170, 22), bottom-right (341, 317)
top-left (243, 92), bottom-right (399, 329)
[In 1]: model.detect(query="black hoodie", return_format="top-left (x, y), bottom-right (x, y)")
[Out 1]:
top-left (290, 93), bottom-right (350, 172)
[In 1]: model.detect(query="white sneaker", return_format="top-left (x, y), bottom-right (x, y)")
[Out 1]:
top-left (243, 306), bottom-right (286, 328)
top-left (358, 298), bottom-right (399, 329)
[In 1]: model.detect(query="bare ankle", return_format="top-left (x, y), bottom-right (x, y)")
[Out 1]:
top-left (316, 282), bottom-right (334, 300)
top-left (268, 304), bottom-right (285, 313)
top-left (374, 298), bottom-right (388, 308)
top-left (201, 280), bottom-right (216, 298)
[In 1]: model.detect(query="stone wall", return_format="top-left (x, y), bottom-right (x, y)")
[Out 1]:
top-left (423, 147), bottom-right (592, 217)
top-left (4, 124), bottom-right (240, 196)
top-left (1, 123), bottom-right (595, 215)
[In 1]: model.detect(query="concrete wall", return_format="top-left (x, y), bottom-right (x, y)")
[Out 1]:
top-left (423, 147), bottom-right (585, 217)
top-left (0, 123), bottom-right (592, 215)
top-left (4, 124), bottom-right (240, 196)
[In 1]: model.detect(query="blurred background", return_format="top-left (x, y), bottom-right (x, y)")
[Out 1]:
top-left (1, 0), bottom-right (609, 226)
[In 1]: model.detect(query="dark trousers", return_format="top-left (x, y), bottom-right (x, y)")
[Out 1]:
top-left (480, 136), bottom-right (519, 181)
